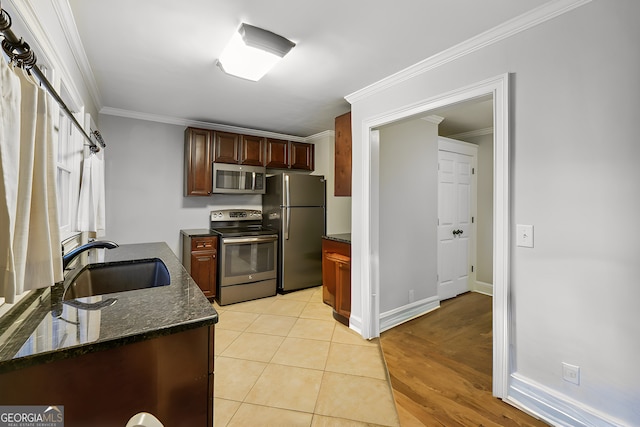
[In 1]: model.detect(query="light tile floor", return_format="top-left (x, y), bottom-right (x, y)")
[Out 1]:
top-left (213, 286), bottom-right (400, 427)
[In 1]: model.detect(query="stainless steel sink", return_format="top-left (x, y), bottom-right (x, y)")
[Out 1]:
top-left (63, 258), bottom-right (170, 300)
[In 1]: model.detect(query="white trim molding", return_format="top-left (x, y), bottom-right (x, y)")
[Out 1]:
top-left (100, 107), bottom-right (308, 142)
top-left (509, 374), bottom-right (628, 427)
top-left (357, 73), bottom-right (511, 398)
top-left (345, 0), bottom-right (591, 104)
top-left (447, 126), bottom-right (494, 140)
top-left (379, 296), bottom-right (440, 333)
top-left (473, 281), bottom-right (494, 296)
top-left (4, 0), bottom-right (85, 110)
top-left (52, 0), bottom-right (103, 111)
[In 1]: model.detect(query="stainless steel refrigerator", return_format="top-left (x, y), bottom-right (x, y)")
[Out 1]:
top-left (263, 173), bottom-right (326, 292)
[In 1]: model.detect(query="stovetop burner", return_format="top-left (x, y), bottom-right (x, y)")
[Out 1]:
top-left (209, 209), bottom-right (277, 237)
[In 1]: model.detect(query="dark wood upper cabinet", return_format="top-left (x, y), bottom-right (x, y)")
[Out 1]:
top-left (185, 129), bottom-right (314, 196)
top-left (184, 127), bottom-right (213, 196)
top-left (240, 135), bottom-right (266, 166)
top-left (265, 138), bottom-right (289, 169)
top-left (334, 111), bottom-right (352, 196)
top-left (213, 131), bottom-right (241, 164)
top-left (290, 141), bottom-right (314, 171)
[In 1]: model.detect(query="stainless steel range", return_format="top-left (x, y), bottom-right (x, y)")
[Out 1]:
top-left (210, 209), bottom-right (278, 306)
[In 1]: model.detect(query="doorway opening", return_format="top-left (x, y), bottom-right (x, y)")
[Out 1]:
top-left (357, 73), bottom-right (510, 398)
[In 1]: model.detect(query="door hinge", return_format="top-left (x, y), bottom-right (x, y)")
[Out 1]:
top-left (471, 265), bottom-right (474, 272)
top-left (472, 216), bottom-right (474, 223)
top-left (472, 168), bottom-right (475, 175)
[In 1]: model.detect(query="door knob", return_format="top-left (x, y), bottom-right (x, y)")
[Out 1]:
top-left (452, 229), bottom-right (463, 236)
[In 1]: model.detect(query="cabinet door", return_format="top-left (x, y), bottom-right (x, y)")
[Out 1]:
top-left (265, 138), bottom-right (289, 168)
top-left (240, 135), bottom-right (266, 166)
top-left (214, 131), bottom-right (240, 164)
top-left (322, 243), bottom-right (337, 307)
top-left (184, 128), bottom-right (213, 196)
top-left (290, 142), bottom-right (314, 170)
top-left (191, 251), bottom-right (217, 298)
top-left (335, 258), bottom-right (351, 319)
top-left (334, 112), bottom-right (352, 196)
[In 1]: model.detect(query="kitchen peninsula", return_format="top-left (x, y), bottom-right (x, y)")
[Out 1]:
top-left (0, 242), bottom-right (218, 426)
top-left (322, 233), bottom-right (351, 325)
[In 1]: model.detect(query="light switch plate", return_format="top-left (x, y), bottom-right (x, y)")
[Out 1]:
top-left (516, 224), bottom-right (534, 248)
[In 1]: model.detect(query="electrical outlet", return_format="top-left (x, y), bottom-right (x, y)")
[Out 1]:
top-left (562, 362), bottom-right (580, 385)
top-left (408, 289), bottom-right (415, 303)
top-left (516, 224), bottom-right (534, 248)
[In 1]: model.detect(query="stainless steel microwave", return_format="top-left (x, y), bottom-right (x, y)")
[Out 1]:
top-left (212, 163), bottom-right (266, 194)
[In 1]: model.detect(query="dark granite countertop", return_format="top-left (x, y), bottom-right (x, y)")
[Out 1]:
top-left (0, 242), bottom-right (218, 374)
top-left (180, 228), bottom-right (215, 237)
top-left (323, 233), bottom-right (351, 244)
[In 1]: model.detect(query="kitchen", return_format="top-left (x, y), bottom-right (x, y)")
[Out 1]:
top-left (1, 1), bottom-right (640, 427)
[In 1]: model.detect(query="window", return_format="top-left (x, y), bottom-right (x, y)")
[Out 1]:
top-left (53, 85), bottom-right (83, 240)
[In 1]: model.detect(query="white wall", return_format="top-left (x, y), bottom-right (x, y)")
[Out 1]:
top-left (99, 115), bottom-right (261, 257)
top-left (463, 133), bottom-right (493, 286)
top-left (100, 115), bottom-right (350, 258)
top-left (309, 132), bottom-right (352, 235)
top-left (379, 119), bottom-right (438, 312)
top-left (350, 1), bottom-right (640, 425)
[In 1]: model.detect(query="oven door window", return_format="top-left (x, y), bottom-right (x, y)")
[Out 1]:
top-left (221, 236), bottom-right (277, 285)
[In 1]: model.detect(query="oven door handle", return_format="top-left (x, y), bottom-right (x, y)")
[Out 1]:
top-left (223, 235), bottom-right (278, 244)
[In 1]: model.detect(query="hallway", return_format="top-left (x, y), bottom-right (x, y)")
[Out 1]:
top-left (380, 292), bottom-right (548, 426)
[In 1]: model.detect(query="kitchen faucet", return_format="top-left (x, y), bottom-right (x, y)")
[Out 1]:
top-left (62, 240), bottom-right (119, 269)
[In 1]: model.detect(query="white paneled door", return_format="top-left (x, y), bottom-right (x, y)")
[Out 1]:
top-left (438, 147), bottom-right (475, 300)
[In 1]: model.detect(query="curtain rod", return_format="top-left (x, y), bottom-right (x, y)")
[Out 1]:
top-left (0, 4), bottom-right (105, 153)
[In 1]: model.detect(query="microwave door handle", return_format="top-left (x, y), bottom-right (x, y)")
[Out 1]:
top-left (252, 172), bottom-right (256, 190)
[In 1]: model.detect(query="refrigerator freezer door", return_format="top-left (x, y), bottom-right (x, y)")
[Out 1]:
top-left (284, 174), bottom-right (325, 207)
top-left (280, 206), bottom-right (325, 291)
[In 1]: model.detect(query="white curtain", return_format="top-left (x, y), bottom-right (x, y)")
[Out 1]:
top-left (77, 149), bottom-right (105, 237)
top-left (0, 59), bottom-right (63, 303)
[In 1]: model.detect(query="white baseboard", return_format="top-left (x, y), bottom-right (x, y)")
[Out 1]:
top-left (509, 373), bottom-right (627, 427)
top-left (348, 314), bottom-right (362, 336)
top-left (473, 280), bottom-right (493, 296)
top-left (379, 296), bottom-right (440, 333)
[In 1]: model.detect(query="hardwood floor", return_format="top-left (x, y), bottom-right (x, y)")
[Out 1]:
top-left (380, 292), bottom-right (548, 427)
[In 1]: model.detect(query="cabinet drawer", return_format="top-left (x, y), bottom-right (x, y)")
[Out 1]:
top-left (191, 237), bottom-right (217, 251)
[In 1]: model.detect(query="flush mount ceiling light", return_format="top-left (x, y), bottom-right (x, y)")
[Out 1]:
top-left (217, 23), bottom-right (296, 81)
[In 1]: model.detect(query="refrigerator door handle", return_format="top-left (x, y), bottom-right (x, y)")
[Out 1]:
top-left (285, 174), bottom-right (290, 207)
top-left (284, 207), bottom-right (290, 240)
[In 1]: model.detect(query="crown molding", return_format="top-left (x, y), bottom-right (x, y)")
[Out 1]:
top-left (4, 0), bottom-right (84, 109)
top-left (52, 0), bottom-right (103, 111)
top-left (446, 127), bottom-right (494, 140)
top-left (422, 115), bottom-right (445, 124)
top-left (100, 107), bottom-right (308, 142)
top-left (345, 0), bottom-right (592, 104)
top-left (306, 130), bottom-right (335, 142)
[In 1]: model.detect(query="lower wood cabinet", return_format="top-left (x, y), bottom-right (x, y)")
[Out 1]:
top-left (0, 325), bottom-right (215, 426)
top-left (322, 238), bottom-right (351, 325)
top-left (182, 233), bottom-right (217, 299)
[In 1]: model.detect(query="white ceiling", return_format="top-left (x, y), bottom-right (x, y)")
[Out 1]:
top-left (66, 0), bottom-right (549, 137)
